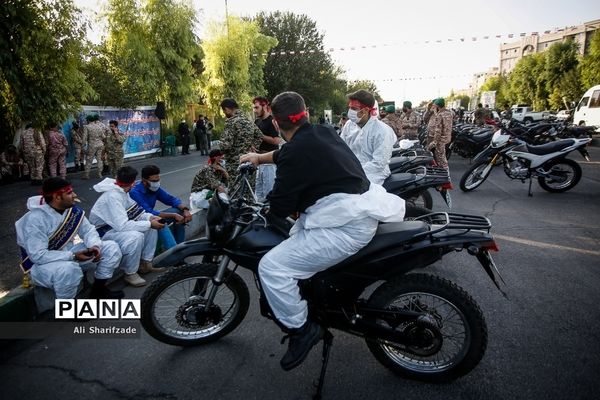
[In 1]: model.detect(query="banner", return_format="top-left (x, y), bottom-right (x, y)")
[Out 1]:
top-left (62, 106), bottom-right (161, 164)
top-left (480, 91), bottom-right (497, 109)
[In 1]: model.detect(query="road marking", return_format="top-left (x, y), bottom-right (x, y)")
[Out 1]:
top-left (495, 234), bottom-right (600, 257)
top-left (160, 164), bottom-right (204, 176)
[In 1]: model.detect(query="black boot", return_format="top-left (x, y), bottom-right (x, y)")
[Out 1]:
top-left (89, 278), bottom-right (125, 299)
top-left (280, 320), bottom-right (324, 371)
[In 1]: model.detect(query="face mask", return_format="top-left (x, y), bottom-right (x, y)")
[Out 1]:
top-left (149, 181), bottom-right (160, 192)
top-left (347, 109), bottom-right (360, 123)
top-left (219, 159), bottom-right (226, 167)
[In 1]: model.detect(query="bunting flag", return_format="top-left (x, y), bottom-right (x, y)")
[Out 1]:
top-left (251, 23), bottom-right (594, 57)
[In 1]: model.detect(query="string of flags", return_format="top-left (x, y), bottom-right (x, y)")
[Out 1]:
top-left (253, 24), bottom-right (591, 57)
top-left (371, 74), bottom-right (473, 82)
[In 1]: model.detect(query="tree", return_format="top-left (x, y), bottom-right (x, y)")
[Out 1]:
top-left (0, 0), bottom-right (94, 140)
top-left (254, 12), bottom-right (338, 110)
top-left (346, 80), bottom-right (383, 103)
top-left (506, 53), bottom-right (548, 110)
top-left (200, 16), bottom-right (276, 115)
top-left (580, 30), bottom-right (600, 89)
top-left (480, 75), bottom-right (509, 108)
top-left (544, 40), bottom-right (581, 109)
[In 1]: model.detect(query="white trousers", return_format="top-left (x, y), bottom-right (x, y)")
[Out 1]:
top-left (258, 215), bottom-right (378, 329)
top-left (103, 230), bottom-right (157, 273)
top-left (255, 163), bottom-right (277, 202)
top-left (29, 240), bottom-right (122, 299)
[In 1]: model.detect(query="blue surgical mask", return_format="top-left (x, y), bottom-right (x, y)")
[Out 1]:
top-left (149, 181), bottom-right (160, 192)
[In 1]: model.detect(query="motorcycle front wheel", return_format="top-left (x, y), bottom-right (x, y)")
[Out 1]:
top-left (537, 158), bottom-right (582, 193)
top-left (459, 160), bottom-right (494, 192)
top-left (365, 273), bottom-right (487, 382)
top-left (141, 263), bottom-right (250, 346)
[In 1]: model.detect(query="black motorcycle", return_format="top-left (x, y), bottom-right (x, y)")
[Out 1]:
top-left (384, 166), bottom-right (452, 210)
top-left (141, 164), bottom-right (504, 399)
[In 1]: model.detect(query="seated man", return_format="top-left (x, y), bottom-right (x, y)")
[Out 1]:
top-left (190, 149), bottom-right (228, 194)
top-left (15, 177), bottom-right (123, 299)
top-left (89, 166), bottom-right (165, 287)
top-left (129, 165), bottom-right (192, 250)
top-left (241, 91), bottom-right (405, 371)
top-left (340, 89), bottom-right (396, 184)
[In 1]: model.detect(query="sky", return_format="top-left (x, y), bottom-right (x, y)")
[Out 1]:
top-left (75, 0), bottom-right (600, 106)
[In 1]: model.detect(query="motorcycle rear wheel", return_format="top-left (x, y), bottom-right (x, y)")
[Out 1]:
top-left (537, 158), bottom-right (582, 193)
top-left (365, 273), bottom-right (487, 382)
top-left (141, 263), bottom-right (250, 346)
top-left (459, 160), bottom-right (493, 192)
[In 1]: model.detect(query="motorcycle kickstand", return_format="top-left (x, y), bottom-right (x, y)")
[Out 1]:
top-left (528, 177), bottom-right (533, 197)
top-left (313, 330), bottom-right (334, 400)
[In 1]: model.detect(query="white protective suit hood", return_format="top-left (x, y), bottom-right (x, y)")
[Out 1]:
top-left (93, 177), bottom-right (126, 193)
top-left (26, 195), bottom-right (47, 211)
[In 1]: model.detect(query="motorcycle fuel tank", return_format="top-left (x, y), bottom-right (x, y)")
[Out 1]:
top-left (230, 221), bottom-right (286, 253)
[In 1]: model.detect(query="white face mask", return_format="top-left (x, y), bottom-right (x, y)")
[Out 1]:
top-left (149, 181), bottom-right (160, 192)
top-left (347, 109), bottom-right (360, 123)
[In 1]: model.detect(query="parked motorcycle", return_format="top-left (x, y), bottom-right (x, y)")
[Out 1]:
top-left (459, 129), bottom-right (591, 195)
top-left (384, 166), bottom-right (452, 210)
top-left (140, 164), bottom-right (504, 398)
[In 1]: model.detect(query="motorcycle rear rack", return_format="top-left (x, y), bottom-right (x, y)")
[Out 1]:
top-left (403, 166), bottom-right (451, 187)
top-left (412, 212), bottom-right (492, 240)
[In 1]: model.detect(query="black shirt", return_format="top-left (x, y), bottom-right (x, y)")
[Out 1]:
top-left (256, 115), bottom-right (280, 153)
top-left (268, 122), bottom-right (369, 218)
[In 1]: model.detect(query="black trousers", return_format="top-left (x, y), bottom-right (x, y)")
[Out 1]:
top-left (181, 135), bottom-right (190, 154)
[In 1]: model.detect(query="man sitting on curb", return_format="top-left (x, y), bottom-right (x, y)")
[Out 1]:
top-left (15, 177), bottom-right (124, 299)
top-left (129, 165), bottom-right (192, 251)
top-left (89, 166), bottom-right (165, 288)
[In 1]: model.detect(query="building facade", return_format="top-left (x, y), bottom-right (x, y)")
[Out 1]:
top-left (499, 19), bottom-right (600, 74)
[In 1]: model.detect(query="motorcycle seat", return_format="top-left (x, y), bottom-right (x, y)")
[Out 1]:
top-left (470, 132), bottom-right (493, 142)
top-left (526, 139), bottom-right (574, 155)
top-left (332, 221), bottom-right (429, 268)
top-left (382, 173), bottom-right (417, 191)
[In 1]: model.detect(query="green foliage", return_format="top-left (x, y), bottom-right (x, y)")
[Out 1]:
top-left (480, 75), bottom-right (509, 108)
top-left (200, 16), bottom-right (277, 116)
top-left (580, 30), bottom-right (600, 89)
top-left (85, 0), bottom-right (200, 112)
top-left (447, 94), bottom-right (471, 109)
top-left (346, 80), bottom-right (383, 103)
top-left (254, 12), bottom-right (338, 111)
top-left (0, 0), bottom-right (94, 136)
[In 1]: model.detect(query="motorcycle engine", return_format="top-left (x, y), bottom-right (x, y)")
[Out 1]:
top-left (504, 158), bottom-right (530, 180)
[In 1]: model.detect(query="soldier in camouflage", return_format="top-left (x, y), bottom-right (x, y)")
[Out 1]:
top-left (190, 149), bottom-right (228, 194)
top-left (427, 98), bottom-right (453, 169)
top-left (399, 101), bottom-right (421, 140)
top-left (380, 105), bottom-right (403, 139)
top-left (83, 114), bottom-right (109, 179)
top-left (219, 98), bottom-right (263, 185)
top-left (71, 121), bottom-right (84, 171)
top-left (104, 120), bottom-right (125, 177)
top-left (46, 123), bottom-right (69, 179)
top-left (19, 123), bottom-right (46, 185)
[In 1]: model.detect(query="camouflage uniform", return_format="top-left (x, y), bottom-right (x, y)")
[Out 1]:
top-left (83, 121), bottom-right (109, 178)
top-left (190, 165), bottom-right (227, 193)
top-left (424, 109), bottom-right (437, 146)
top-left (47, 129), bottom-right (68, 179)
top-left (71, 127), bottom-right (84, 169)
top-left (19, 128), bottom-right (46, 181)
top-left (220, 109), bottom-right (263, 185)
top-left (474, 107), bottom-right (485, 126)
top-left (381, 113), bottom-right (403, 139)
top-left (428, 109), bottom-right (453, 169)
top-left (104, 128), bottom-right (125, 177)
top-left (400, 110), bottom-right (421, 140)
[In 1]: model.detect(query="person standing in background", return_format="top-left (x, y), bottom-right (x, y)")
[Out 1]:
top-left (178, 119), bottom-right (191, 155)
top-left (47, 123), bottom-right (68, 179)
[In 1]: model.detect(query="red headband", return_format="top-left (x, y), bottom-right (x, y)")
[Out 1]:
top-left (348, 99), bottom-right (376, 111)
top-left (115, 180), bottom-right (134, 188)
top-left (42, 185), bottom-right (73, 197)
top-left (275, 110), bottom-right (307, 124)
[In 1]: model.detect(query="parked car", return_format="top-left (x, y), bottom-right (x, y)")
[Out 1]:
top-left (555, 110), bottom-right (572, 121)
top-left (573, 85), bottom-right (600, 127)
top-left (511, 105), bottom-right (551, 124)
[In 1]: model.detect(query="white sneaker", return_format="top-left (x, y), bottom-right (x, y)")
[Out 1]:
top-left (124, 273), bottom-right (147, 287)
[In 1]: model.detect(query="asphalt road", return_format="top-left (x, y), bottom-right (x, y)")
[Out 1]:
top-left (1, 146), bottom-right (600, 400)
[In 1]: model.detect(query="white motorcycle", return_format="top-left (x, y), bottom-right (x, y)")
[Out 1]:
top-left (459, 129), bottom-right (591, 196)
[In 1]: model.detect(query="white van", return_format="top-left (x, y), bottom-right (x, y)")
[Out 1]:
top-left (573, 84), bottom-right (600, 127)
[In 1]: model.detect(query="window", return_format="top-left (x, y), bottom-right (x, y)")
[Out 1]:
top-left (515, 108), bottom-right (523, 113)
top-left (589, 90), bottom-right (600, 108)
top-left (577, 97), bottom-right (589, 111)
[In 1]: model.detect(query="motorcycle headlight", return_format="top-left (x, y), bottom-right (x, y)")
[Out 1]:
top-left (491, 130), bottom-right (509, 148)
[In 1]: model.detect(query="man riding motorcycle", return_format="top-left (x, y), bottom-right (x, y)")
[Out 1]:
top-left (240, 91), bottom-right (405, 371)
